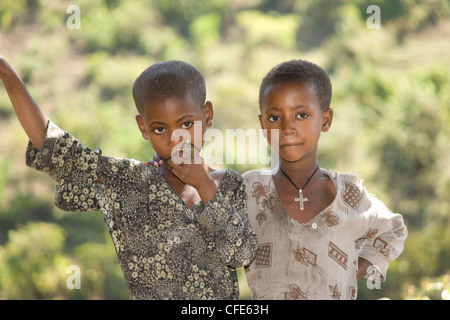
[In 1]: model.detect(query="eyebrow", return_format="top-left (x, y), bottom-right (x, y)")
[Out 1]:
top-left (176, 114), bottom-right (195, 123)
top-left (149, 114), bottom-right (195, 127)
top-left (264, 105), bottom-right (309, 113)
top-left (148, 120), bottom-right (166, 127)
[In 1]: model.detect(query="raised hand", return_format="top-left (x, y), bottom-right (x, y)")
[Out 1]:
top-left (0, 55), bottom-right (13, 79)
top-left (0, 55), bottom-right (48, 149)
top-left (171, 140), bottom-right (218, 203)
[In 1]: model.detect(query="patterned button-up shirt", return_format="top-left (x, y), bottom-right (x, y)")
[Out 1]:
top-left (26, 121), bottom-right (258, 300)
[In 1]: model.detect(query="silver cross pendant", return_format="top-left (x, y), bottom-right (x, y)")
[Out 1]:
top-left (294, 189), bottom-right (308, 210)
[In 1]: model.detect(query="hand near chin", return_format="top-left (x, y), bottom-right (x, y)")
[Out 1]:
top-left (145, 149), bottom-right (217, 204)
top-left (145, 155), bottom-right (164, 168)
top-left (170, 153), bottom-right (212, 186)
top-left (0, 55), bottom-right (14, 80)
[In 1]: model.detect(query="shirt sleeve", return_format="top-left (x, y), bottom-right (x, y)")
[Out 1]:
top-left (357, 195), bottom-right (408, 281)
top-left (193, 170), bottom-right (258, 268)
top-left (25, 120), bottom-right (102, 212)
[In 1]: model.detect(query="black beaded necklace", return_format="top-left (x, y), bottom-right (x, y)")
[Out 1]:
top-left (279, 165), bottom-right (320, 211)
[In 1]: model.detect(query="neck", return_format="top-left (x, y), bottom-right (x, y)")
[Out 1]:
top-left (279, 158), bottom-right (319, 181)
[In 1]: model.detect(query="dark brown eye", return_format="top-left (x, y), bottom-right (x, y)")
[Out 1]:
top-left (153, 127), bottom-right (165, 134)
top-left (181, 121), bottom-right (193, 129)
top-left (268, 115), bottom-right (280, 122)
top-left (296, 112), bottom-right (308, 119)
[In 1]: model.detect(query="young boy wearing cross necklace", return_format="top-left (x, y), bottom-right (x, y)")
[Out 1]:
top-left (243, 59), bottom-right (407, 300)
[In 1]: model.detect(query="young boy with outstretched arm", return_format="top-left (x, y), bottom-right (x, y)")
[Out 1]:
top-left (0, 55), bottom-right (257, 300)
top-left (243, 59), bottom-right (407, 300)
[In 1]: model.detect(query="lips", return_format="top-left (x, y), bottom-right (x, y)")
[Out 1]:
top-left (280, 142), bottom-right (302, 148)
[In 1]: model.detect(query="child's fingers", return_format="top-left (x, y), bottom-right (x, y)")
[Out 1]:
top-left (144, 158), bottom-right (164, 167)
top-left (167, 159), bottom-right (185, 171)
top-left (171, 166), bottom-right (185, 181)
top-left (154, 159), bottom-right (164, 167)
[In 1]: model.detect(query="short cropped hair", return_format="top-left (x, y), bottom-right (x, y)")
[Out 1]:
top-left (259, 59), bottom-right (332, 111)
top-left (132, 60), bottom-right (206, 115)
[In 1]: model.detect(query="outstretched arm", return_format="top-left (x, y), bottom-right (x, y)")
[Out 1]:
top-left (0, 55), bottom-right (48, 150)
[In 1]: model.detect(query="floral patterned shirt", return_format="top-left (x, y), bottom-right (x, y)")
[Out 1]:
top-left (243, 169), bottom-right (407, 300)
top-left (26, 121), bottom-right (258, 300)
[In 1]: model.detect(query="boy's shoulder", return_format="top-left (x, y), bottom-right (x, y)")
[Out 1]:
top-left (242, 170), bottom-right (276, 196)
top-left (324, 169), bottom-right (359, 186)
top-left (325, 169), bottom-right (387, 213)
top-left (242, 169), bottom-right (275, 180)
top-left (213, 168), bottom-right (244, 185)
top-left (208, 168), bottom-right (245, 198)
top-left (324, 169), bottom-right (365, 197)
top-left (102, 154), bottom-right (144, 169)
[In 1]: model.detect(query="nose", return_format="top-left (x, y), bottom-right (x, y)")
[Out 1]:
top-left (169, 128), bottom-right (191, 149)
top-left (169, 133), bottom-right (183, 146)
top-left (281, 118), bottom-right (296, 136)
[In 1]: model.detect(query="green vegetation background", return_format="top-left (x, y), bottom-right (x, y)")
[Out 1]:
top-left (0, 0), bottom-right (449, 300)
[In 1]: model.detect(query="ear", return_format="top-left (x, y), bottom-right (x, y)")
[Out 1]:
top-left (204, 101), bottom-right (214, 128)
top-left (321, 108), bottom-right (333, 132)
top-left (135, 114), bottom-right (149, 140)
top-left (258, 114), bottom-right (265, 129)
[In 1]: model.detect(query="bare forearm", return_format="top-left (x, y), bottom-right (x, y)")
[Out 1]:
top-left (0, 57), bottom-right (48, 150)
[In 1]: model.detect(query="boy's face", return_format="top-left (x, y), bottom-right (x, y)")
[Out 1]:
top-left (135, 94), bottom-right (213, 160)
top-left (259, 82), bottom-right (333, 163)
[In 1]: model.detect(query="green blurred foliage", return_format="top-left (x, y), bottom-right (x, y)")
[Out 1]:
top-left (0, 222), bottom-right (70, 299)
top-left (402, 273), bottom-right (450, 300)
top-left (0, 0), bottom-right (449, 300)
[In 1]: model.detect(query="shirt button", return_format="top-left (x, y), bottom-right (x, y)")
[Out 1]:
top-left (312, 223), bottom-right (317, 229)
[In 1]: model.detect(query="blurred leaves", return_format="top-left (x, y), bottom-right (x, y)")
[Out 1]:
top-left (0, 222), bottom-right (69, 299)
top-left (0, 0), bottom-right (449, 300)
